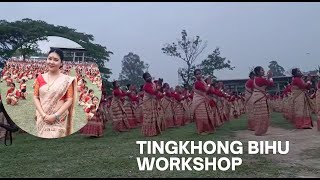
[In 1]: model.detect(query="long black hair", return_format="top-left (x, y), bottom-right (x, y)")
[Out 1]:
top-left (291, 68), bottom-right (299, 77)
top-left (249, 71), bottom-right (255, 78)
top-left (254, 66), bottom-right (263, 76)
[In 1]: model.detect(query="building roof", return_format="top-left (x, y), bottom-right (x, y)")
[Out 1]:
top-left (37, 36), bottom-right (85, 53)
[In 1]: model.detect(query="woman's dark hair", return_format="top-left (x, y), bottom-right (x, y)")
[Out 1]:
top-left (194, 69), bottom-right (201, 76)
top-left (158, 78), bottom-right (163, 86)
top-left (48, 48), bottom-right (64, 62)
top-left (205, 77), bottom-right (210, 84)
top-left (10, 83), bottom-right (15, 87)
top-left (249, 71), bottom-right (255, 78)
top-left (88, 89), bottom-right (94, 94)
top-left (292, 68), bottom-right (299, 77)
top-left (254, 66), bottom-right (263, 76)
top-left (92, 96), bottom-right (99, 101)
top-left (112, 81), bottom-right (117, 88)
top-left (142, 72), bottom-right (150, 80)
top-left (162, 83), bottom-right (169, 89)
top-left (22, 79), bottom-right (26, 83)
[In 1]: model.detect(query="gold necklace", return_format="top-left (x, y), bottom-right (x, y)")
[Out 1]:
top-left (47, 74), bottom-right (60, 91)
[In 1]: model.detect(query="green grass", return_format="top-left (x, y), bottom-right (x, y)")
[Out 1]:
top-left (269, 112), bottom-right (294, 130)
top-left (0, 112), bottom-right (318, 178)
top-left (0, 69), bottom-right (101, 136)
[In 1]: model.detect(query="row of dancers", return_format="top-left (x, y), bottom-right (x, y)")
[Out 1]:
top-left (81, 66), bottom-right (320, 138)
top-left (80, 70), bottom-right (249, 137)
top-left (245, 67), bottom-right (319, 135)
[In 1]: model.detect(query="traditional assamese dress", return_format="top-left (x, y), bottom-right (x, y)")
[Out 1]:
top-left (161, 91), bottom-right (175, 128)
top-left (34, 74), bottom-right (77, 138)
top-left (123, 92), bottom-right (138, 129)
top-left (80, 104), bottom-right (105, 137)
top-left (245, 78), bottom-right (255, 130)
top-left (291, 77), bottom-right (313, 129)
top-left (173, 92), bottom-right (185, 127)
top-left (141, 82), bottom-right (161, 137)
top-left (252, 77), bottom-right (274, 136)
top-left (110, 87), bottom-right (131, 132)
top-left (192, 80), bottom-right (215, 134)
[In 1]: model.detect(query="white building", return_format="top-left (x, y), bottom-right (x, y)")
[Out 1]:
top-left (37, 36), bottom-right (87, 62)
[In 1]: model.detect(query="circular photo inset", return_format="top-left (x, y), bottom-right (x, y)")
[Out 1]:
top-left (0, 36), bottom-right (103, 139)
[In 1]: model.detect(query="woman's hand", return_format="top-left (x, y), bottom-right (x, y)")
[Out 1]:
top-left (42, 113), bottom-right (48, 121)
top-left (43, 114), bottom-right (56, 125)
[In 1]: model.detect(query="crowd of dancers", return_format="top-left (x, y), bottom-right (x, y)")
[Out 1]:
top-left (265, 68), bottom-right (319, 130)
top-left (2, 59), bottom-right (319, 138)
top-left (81, 65), bottom-right (320, 138)
top-left (104, 71), bottom-right (246, 137)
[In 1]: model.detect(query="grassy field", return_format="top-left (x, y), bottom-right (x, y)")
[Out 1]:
top-left (0, 69), bottom-right (101, 136)
top-left (0, 112), bottom-right (318, 178)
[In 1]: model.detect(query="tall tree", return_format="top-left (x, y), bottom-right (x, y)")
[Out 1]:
top-left (162, 30), bottom-right (207, 88)
top-left (17, 43), bottom-right (41, 60)
top-left (268, 61), bottom-right (285, 77)
top-left (199, 47), bottom-right (234, 78)
top-left (0, 19), bottom-right (47, 59)
top-left (162, 30), bottom-right (234, 88)
top-left (177, 65), bottom-right (197, 87)
top-left (118, 52), bottom-right (147, 87)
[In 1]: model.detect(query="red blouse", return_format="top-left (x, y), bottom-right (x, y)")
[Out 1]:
top-left (292, 77), bottom-right (311, 90)
top-left (143, 82), bottom-right (157, 95)
top-left (165, 91), bottom-right (172, 98)
top-left (173, 92), bottom-right (183, 101)
top-left (131, 95), bottom-right (139, 102)
top-left (6, 88), bottom-right (19, 97)
top-left (254, 77), bottom-right (274, 87)
top-left (189, 93), bottom-right (194, 99)
top-left (194, 80), bottom-right (208, 92)
top-left (113, 88), bottom-right (126, 97)
top-left (245, 79), bottom-right (254, 90)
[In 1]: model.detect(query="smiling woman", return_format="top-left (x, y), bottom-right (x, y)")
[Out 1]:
top-left (0, 42), bottom-right (103, 139)
top-left (33, 48), bottom-right (77, 138)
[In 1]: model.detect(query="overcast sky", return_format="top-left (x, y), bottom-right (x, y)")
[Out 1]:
top-left (1, 2), bottom-right (320, 85)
